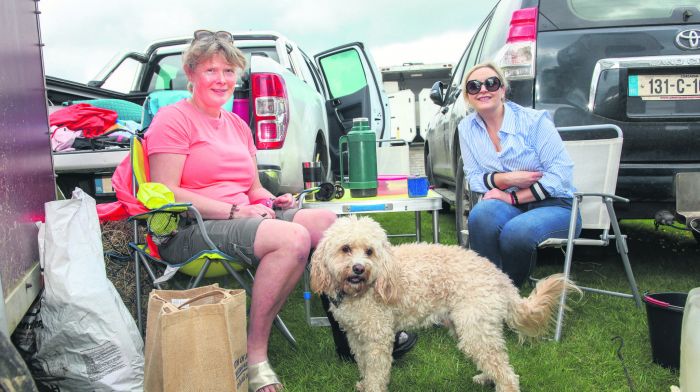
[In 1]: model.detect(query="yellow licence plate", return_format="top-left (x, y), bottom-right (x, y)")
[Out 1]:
top-left (629, 74), bottom-right (700, 100)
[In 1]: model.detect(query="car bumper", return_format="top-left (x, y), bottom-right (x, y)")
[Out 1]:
top-left (52, 149), bottom-right (128, 173)
top-left (615, 163), bottom-right (700, 219)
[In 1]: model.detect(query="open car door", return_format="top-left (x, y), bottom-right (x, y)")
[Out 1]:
top-left (315, 43), bottom-right (390, 175)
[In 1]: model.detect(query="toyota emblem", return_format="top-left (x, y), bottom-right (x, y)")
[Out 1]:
top-left (676, 29), bottom-right (700, 50)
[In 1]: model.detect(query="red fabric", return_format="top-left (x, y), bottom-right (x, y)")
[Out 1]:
top-left (96, 201), bottom-right (130, 223)
top-left (145, 234), bottom-right (161, 258)
top-left (49, 103), bottom-right (118, 138)
top-left (97, 141), bottom-right (162, 260)
top-left (96, 143), bottom-right (149, 222)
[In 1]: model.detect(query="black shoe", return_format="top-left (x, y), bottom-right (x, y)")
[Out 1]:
top-left (392, 331), bottom-right (418, 360)
top-left (336, 331), bottom-right (418, 362)
top-left (321, 295), bottom-right (418, 362)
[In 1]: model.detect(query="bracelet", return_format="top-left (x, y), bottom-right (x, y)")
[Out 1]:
top-left (511, 192), bottom-right (519, 206)
top-left (509, 192), bottom-right (515, 205)
top-left (228, 204), bottom-right (238, 220)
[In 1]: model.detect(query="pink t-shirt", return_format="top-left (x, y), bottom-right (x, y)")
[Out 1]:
top-left (145, 100), bottom-right (257, 207)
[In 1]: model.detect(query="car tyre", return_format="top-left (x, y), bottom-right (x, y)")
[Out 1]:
top-left (313, 138), bottom-right (331, 183)
top-left (424, 143), bottom-right (437, 186)
top-left (455, 155), bottom-right (470, 247)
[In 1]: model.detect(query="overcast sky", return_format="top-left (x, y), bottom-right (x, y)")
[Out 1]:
top-left (39, 0), bottom-right (497, 83)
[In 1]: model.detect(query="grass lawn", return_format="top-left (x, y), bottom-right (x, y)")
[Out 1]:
top-left (103, 210), bottom-right (698, 391)
top-left (261, 211), bottom-right (699, 392)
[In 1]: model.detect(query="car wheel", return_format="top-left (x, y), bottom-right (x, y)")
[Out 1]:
top-left (424, 143), bottom-right (437, 186)
top-left (313, 139), bottom-right (331, 183)
top-left (455, 156), bottom-right (470, 247)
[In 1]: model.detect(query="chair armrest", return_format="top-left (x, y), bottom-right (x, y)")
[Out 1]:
top-left (574, 192), bottom-right (629, 204)
top-left (128, 202), bottom-right (191, 221)
top-left (185, 205), bottom-right (220, 252)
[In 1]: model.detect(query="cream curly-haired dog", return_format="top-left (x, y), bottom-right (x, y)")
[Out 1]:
top-left (310, 216), bottom-right (579, 392)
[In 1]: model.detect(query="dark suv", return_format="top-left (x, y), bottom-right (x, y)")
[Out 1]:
top-left (424, 0), bottom-right (700, 244)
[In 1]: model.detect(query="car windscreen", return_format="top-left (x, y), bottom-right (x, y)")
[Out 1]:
top-left (147, 46), bottom-right (280, 91)
top-left (539, 0), bottom-right (700, 30)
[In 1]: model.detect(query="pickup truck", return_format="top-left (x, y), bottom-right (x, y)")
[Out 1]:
top-left (49, 31), bottom-right (390, 201)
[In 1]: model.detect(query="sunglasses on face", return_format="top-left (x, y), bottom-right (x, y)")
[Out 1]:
top-left (193, 30), bottom-right (234, 43)
top-left (466, 76), bottom-right (502, 95)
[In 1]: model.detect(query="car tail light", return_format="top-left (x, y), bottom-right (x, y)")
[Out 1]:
top-left (252, 73), bottom-right (289, 149)
top-left (495, 6), bottom-right (537, 80)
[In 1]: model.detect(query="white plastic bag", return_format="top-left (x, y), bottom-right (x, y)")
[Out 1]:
top-left (35, 188), bottom-right (144, 391)
top-left (680, 287), bottom-right (700, 392)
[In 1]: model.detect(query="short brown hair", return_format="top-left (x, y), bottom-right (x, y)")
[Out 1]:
top-left (182, 34), bottom-right (247, 86)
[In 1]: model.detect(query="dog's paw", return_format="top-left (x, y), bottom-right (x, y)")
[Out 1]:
top-left (472, 373), bottom-right (494, 386)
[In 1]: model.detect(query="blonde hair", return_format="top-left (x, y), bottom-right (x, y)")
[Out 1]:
top-left (462, 62), bottom-right (509, 101)
top-left (182, 34), bottom-right (247, 92)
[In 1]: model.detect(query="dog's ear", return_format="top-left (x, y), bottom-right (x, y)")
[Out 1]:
top-left (373, 243), bottom-right (401, 304)
top-left (310, 236), bottom-right (336, 295)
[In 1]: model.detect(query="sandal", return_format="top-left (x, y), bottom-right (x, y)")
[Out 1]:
top-left (248, 360), bottom-right (282, 392)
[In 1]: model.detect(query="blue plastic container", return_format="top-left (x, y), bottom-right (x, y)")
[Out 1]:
top-left (407, 176), bottom-right (429, 198)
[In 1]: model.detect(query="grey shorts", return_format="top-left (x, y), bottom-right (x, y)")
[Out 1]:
top-left (158, 208), bottom-right (299, 266)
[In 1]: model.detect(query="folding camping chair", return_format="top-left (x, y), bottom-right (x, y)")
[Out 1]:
top-left (536, 124), bottom-right (642, 341)
top-left (127, 136), bottom-right (297, 346)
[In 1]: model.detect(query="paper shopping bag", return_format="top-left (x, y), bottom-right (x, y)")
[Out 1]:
top-left (144, 284), bottom-right (248, 392)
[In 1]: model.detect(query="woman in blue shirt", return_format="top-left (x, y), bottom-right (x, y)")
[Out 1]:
top-left (458, 62), bottom-right (581, 287)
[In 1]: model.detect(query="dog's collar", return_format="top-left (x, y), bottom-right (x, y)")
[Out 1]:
top-left (329, 291), bottom-right (345, 307)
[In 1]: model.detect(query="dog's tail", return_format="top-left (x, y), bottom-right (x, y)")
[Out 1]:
top-left (506, 273), bottom-right (581, 341)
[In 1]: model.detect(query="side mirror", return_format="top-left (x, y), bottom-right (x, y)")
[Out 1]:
top-left (429, 81), bottom-right (445, 106)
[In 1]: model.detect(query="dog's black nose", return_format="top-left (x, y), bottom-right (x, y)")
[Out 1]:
top-left (352, 264), bottom-right (365, 275)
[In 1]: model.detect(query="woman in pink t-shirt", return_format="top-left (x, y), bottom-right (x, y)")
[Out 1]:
top-left (146, 30), bottom-right (336, 392)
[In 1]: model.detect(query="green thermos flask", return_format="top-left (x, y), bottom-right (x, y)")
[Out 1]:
top-left (339, 118), bottom-right (378, 198)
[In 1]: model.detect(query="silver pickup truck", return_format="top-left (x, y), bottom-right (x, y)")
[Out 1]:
top-left (50, 31), bottom-right (390, 201)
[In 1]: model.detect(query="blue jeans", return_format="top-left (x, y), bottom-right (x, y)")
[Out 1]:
top-left (467, 198), bottom-right (582, 287)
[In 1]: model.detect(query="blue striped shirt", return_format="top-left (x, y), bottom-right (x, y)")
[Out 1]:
top-left (457, 101), bottom-right (575, 199)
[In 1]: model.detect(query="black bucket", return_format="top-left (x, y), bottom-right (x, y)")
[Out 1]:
top-left (643, 292), bottom-right (687, 369)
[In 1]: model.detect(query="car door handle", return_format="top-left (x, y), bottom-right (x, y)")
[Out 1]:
top-left (441, 107), bottom-right (449, 114)
top-left (334, 108), bottom-right (345, 124)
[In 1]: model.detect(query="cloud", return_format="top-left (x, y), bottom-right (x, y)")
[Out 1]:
top-left (38, 0), bottom-right (495, 82)
top-left (272, 0), bottom-right (359, 35)
top-left (370, 30), bottom-right (472, 68)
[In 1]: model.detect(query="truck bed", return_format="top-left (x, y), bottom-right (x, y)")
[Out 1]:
top-left (52, 148), bottom-right (128, 172)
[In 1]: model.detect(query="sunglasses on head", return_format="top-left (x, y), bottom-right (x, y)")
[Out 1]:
top-left (466, 76), bottom-right (502, 95)
top-left (193, 30), bottom-right (234, 43)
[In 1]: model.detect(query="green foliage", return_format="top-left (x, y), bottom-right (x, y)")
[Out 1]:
top-left (268, 213), bottom-right (698, 391)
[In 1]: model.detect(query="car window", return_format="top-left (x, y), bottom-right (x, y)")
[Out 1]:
top-left (449, 48), bottom-right (470, 92)
top-left (541, 0), bottom-right (700, 29)
top-left (148, 55), bottom-right (182, 90)
top-left (443, 36), bottom-right (475, 102)
top-left (301, 51), bottom-right (325, 95)
top-left (286, 51), bottom-right (298, 74)
top-left (447, 16), bottom-right (489, 101)
top-left (101, 57), bottom-right (140, 93)
top-left (318, 49), bottom-right (367, 99)
top-left (465, 19), bottom-right (489, 73)
top-left (571, 0), bottom-right (700, 20)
